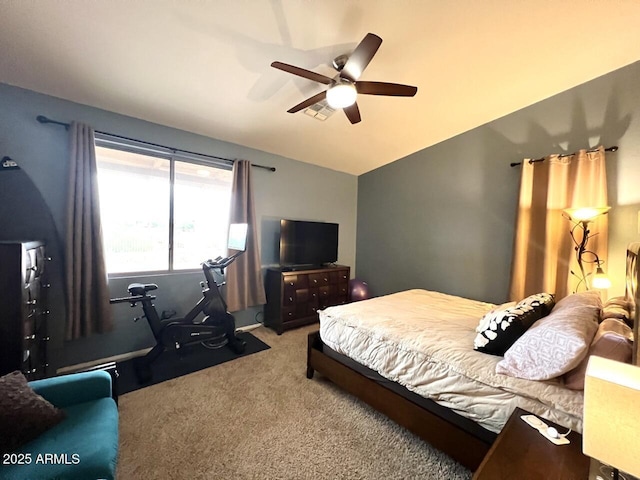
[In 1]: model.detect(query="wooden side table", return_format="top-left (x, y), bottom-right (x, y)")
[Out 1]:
top-left (473, 407), bottom-right (590, 480)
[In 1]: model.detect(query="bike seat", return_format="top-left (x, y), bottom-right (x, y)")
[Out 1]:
top-left (127, 283), bottom-right (158, 296)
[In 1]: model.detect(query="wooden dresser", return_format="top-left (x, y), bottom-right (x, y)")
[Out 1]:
top-left (0, 241), bottom-right (50, 380)
top-left (264, 265), bottom-right (350, 334)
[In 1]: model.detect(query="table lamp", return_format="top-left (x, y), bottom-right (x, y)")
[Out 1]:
top-left (583, 356), bottom-right (640, 480)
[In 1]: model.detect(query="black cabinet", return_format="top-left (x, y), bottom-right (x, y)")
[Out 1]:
top-left (0, 241), bottom-right (50, 379)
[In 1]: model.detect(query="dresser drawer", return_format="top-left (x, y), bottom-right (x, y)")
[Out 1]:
top-left (309, 272), bottom-right (330, 286)
top-left (329, 270), bottom-right (349, 284)
top-left (24, 246), bottom-right (46, 284)
top-left (282, 303), bottom-right (310, 322)
top-left (283, 274), bottom-right (309, 289)
top-left (318, 285), bottom-right (331, 299)
top-left (23, 316), bottom-right (36, 338)
top-left (283, 287), bottom-right (309, 305)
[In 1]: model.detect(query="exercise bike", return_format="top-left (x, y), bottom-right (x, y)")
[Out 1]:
top-left (110, 223), bottom-right (249, 382)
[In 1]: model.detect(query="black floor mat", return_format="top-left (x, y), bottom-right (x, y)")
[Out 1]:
top-left (115, 331), bottom-right (269, 395)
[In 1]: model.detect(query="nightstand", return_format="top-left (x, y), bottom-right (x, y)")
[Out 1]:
top-left (473, 407), bottom-right (590, 480)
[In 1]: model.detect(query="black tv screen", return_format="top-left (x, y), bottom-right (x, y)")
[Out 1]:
top-left (280, 219), bottom-right (338, 267)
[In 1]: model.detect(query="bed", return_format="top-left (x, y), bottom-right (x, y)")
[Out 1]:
top-left (306, 243), bottom-right (640, 471)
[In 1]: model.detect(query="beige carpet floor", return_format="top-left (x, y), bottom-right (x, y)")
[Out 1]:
top-left (117, 325), bottom-right (472, 479)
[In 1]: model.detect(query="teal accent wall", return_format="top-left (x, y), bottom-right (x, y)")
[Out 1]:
top-left (0, 83), bottom-right (357, 370)
top-left (357, 60), bottom-right (640, 304)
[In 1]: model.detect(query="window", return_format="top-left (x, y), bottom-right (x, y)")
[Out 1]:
top-left (95, 140), bottom-right (233, 274)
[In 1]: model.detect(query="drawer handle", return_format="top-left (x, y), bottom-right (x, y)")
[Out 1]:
top-left (288, 312), bottom-right (293, 317)
top-left (46, 257), bottom-right (52, 261)
top-left (289, 297), bottom-right (293, 302)
top-left (313, 279), bottom-right (317, 284)
top-left (43, 336), bottom-right (50, 341)
top-left (26, 368), bottom-right (37, 374)
top-left (289, 282), bottom-right (294, 286)
top-left (24, 334), bottom-right (36, 340)
top-left (312, 293), bottom-right (317, 297)
top-left (42, 283), bottom-right (51, 288)
top-left (324, 277), bottom-right (328, 282)
top-left (26, 300), bottom-right (37, 305)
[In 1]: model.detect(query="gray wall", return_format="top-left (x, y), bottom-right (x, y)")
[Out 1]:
top-left (0, 83), bottom-right (357, 370)
top-left (357, 60), bottom-right (640, 304)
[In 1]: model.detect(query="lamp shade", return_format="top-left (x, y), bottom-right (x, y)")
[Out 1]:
top-left (583, 356), bottom-right (640, 477)
top-left (564, 206), bottom-right (611, 222)
top-left (592, 267), bottom-right (612, 289)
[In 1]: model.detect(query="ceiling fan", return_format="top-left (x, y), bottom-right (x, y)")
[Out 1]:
top-left (271, 33), bottom-right (418, 124)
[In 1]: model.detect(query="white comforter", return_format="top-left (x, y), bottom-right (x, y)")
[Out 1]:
top-left (319, 289), bottom-right (584, 433)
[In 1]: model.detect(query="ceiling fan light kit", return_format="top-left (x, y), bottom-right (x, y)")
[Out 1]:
top-left (271, 33), bottom-right (418, 124)
top-left (326, 80), bottom-right (357, 109)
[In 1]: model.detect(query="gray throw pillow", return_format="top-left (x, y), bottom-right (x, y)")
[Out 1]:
top-left (0, 371), bottom-right (65, 454)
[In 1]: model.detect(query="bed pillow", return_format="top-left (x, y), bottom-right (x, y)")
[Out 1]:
top-left (0, 371), bottom-right (66, 454)
top-left (474, 302), bottom-right (517, 333)
top-left (474, 293), bottom-right (555, 356)
top-left (516, 292), bottom-right (556, 316)
top-left (604, 295), bottom-right (630, 309)
top-left (495, 291), bottom-right (601, 380)
top-left (563, 319), bottom-right (633, 390)
top-left (602, 296), bottom-right (631, 325)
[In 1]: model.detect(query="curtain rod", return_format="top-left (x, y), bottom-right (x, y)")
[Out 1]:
top-left (36, 115), bottom-right (276, 172)
top-left (509, 145), bottom-right (618, 167)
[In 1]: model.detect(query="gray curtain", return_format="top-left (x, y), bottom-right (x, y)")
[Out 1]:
top-left (225, 159), bottom-right (266, 312)
top-left (65, 122), bottom-right (113, 339)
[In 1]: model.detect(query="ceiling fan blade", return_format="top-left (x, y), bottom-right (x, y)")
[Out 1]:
top-left (343, 102), bottom-right (361, 124)
top-left (341, 33), bottom-right (382, 82)
top-left (271, 61), bottom-right (332, 85)
top-left (356, 81), bottom-right (418, 97)
top-left (287, 91), bottom-right (327, 113)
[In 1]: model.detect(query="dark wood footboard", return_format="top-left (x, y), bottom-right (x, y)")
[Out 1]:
top-left (307, 330), bottom-right (492, 471)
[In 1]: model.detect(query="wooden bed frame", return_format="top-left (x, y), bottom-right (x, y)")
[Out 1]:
top-left (306, 242), bottom-right (640, 472)
top-left (306, 331), bottom-right (493, 470)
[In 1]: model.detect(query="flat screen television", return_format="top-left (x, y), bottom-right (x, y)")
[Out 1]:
top-left (279, 219), bottom-right (338, 267)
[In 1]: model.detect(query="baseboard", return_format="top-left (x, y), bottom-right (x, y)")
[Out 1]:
top-left (57, 323), bottom-right (264, 374)
top-left (57, 347), bottom-right (152, 374)
top-left (237, 323), bottom-right (262, 332)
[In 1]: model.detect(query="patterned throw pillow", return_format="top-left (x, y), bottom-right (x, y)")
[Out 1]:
top-left (0, 371), bottom-right (66, 454)
top-left (496, 291), bottom-right (601, 381)
top-left (474, 293), bottom-right (555, 356)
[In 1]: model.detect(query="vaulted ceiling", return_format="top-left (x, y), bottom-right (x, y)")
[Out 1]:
top-left (1, 1), bottom-right (640, 175)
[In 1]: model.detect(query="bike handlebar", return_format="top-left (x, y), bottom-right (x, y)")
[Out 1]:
top-left (203, 251), bottom-right (244, 271)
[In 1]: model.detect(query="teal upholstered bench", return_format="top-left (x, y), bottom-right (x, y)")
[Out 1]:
top-left (2, 370), bottom-right (119, 480)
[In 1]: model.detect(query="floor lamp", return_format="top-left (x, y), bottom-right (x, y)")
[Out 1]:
top-left (563, 207), bottom-right (612, 292)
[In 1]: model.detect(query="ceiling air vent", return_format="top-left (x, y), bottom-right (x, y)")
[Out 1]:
top-left (304, 100), bottom-right (335, 121)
